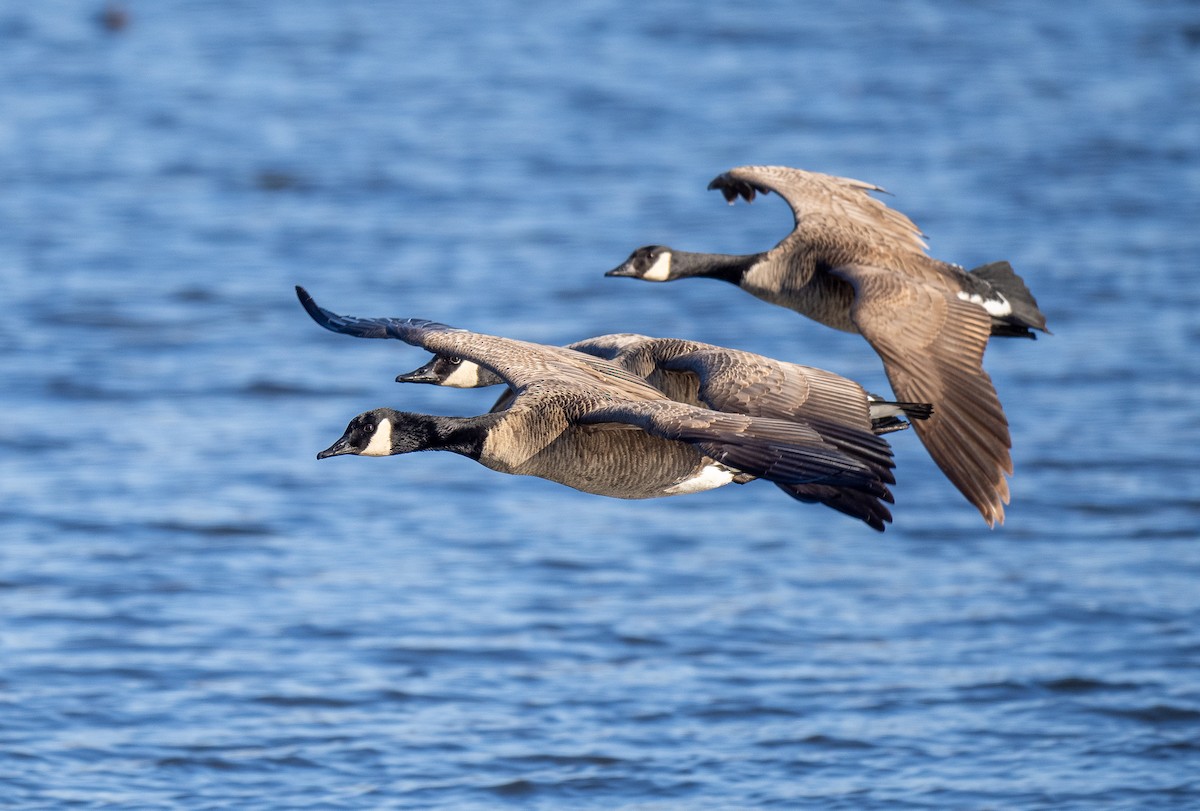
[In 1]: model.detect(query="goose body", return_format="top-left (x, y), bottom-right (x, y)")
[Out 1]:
top-left (395, 334), bottom-right (932, 530)
top-left (297, 287), bottom-right (897, 523)
top-left (319, 406), bottom-right (749, 500)
top-left (605, 165), bottom-right (1048, 526)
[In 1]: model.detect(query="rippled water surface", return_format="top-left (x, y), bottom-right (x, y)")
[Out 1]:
top-left (2, 2), bottom-right (1199, 808)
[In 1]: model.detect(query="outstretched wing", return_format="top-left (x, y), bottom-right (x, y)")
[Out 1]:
top-left (603, 337), bottom-right (891, 469)
top-left (659, 344), bottom-right (874, 427)
top-left (658, 344), bottom-right (910, 531)
top-left (708, 165), bottom-right (930, 260)
top-left (297, 285), bottom-right (464, 345)
top-left (296, 286), bottom-right (665, 401)
top-left (556, 335), bottom-right (900, 528)
top-left (578, 399), bottom-right (893, 496)
top-left (564, 333), bottom-right (655, 360)
top-left (831, 265), bottom-right (1012, 526)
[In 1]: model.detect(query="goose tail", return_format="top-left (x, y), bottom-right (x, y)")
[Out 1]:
top-left (968, 261), bottom-right (1050, 339)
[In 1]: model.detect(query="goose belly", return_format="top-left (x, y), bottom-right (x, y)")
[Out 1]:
top-left (492, 426), bottom-right (739, 499)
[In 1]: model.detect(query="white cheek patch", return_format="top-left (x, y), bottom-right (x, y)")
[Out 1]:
top-left (957, 290), bottom-right (1013, 318)
top-left (361, 418), bottom-right (394, 456)
top-left (641, 252), bottom-right (673, 282)
top-left (441, 360), bottom-right (484, 388)
top-left (665, 462), bottom-right (739, 494)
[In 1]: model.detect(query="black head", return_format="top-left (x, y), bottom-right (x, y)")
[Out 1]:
top-left (317, 408), bottom-right (436, 459)
top-left (605, 245), bottom-right (676, 281)
top-left (395, 355), bottom-right (499, 388)
top-left (395, 355), bottom-right (461, 385)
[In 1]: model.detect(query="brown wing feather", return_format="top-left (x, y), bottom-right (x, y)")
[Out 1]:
top-left (297, 286), bottom-right (667, 403)
top-left (709, 166), bottom-right (931, 260)
top-left (833, 264), bottom-right (1013, 526)
top-left (607, 339), bottom-right (898, 528)
top-left (578, 400), bottom-right (889, 494)
top-left (605, 337), bottom-right (876, 431)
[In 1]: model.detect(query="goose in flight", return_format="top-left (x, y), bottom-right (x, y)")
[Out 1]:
top-left (606, 166), bottom-right (1048, 526)
top-left (396, 335), bottom-right (930, 435)
top-left (296, 287), bottom-right (898, 526)
top-left (395, 335), bottom-right (932, 531)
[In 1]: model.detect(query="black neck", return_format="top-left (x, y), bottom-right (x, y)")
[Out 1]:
top-left (436, 413), bottom-right (499, 460)
top-left (672, 250), bottom-right (763, 285)
top-left (402, 412), bottom-right (498, 460)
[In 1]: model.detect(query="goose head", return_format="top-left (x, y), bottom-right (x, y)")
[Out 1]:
top-left (317, 408), bottom-right (433, 458)
top-left (394, 355), bottom-right (500, 388)
top-left (605, 245), bottom-right (677, 282)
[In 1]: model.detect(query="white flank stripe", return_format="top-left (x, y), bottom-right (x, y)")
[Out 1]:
top-left (665, 462), bottom-right (739, 495)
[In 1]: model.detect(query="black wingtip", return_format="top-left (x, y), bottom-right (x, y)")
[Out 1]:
top-left (707, 172), bottom-right (769, 204)
top-left (706, 172), bottom-right (743, 203)
top-left (294, 285), bottom-right (328, 328)
top-left (295, 285), bottom-right (316, 311)
top-left (777, 482), bottom-right (892, 531)
top-left (294, 285), bottom-right (356, 336)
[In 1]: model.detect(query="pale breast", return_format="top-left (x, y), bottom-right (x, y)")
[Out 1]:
top-left (741, 259), bottom-right (859, 333)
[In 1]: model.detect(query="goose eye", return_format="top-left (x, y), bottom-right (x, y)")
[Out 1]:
top-left (362, 423), bottom-right (375, 434)
top-left (448, 357), bottom-right (462, 365)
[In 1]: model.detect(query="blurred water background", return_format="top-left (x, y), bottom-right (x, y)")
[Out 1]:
top-left (1, 1), bottom-right (1199, 808)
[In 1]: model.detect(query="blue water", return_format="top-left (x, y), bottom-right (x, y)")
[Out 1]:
top-left (2, 1), bottom-right (1199, 807)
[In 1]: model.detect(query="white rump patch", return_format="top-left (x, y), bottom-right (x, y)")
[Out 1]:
top-left (641, 251), bottom-right (673, 282)
top-left (867, 399), bottom-right (904, 420)
top-left (665, 462), bottom-right (739, 495)
top-left (441, 360), bottom-right (485, 388)
top-left (361, 417), bottom-right (394, 456)
top-left (957, 290), bottom-right (1012, 317)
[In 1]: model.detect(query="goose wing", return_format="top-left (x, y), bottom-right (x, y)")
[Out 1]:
top-left (395, 335), bottom-right (661, 414)
top-left (569, 336), bottom-right (841, 423)
top-left (708, 165), bottom-right (930, 260)
top-left (296, 286), bottom-right (665, 401)
top-left (558, 335), bottom-right (871, 430)
top-left (578, 400), bottom-right (891, 496)
top-left (647, 342), bottom-right (900, 528)
top-left (297, 285), bottom-right (461, 343)
top-left (599, 338), bottom-right (888, 464)
top-left (830, 264), bottom-right (1012, 526)
top-left (564, 333), bottom-right (655, 360)
top-left (566, 336), bottom-right (899, 527)
top-left (655, 342), bottom-right (876, 428)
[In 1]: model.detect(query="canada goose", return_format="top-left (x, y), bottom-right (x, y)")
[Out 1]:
top-left (297, 286), bottom-right (898, 527)
top-left (606, 166), bottom-right (1049, 527)
top-left (395, 335), bottom-right (933, 529)
top-left (396, 338), bottom-right (932, 434)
